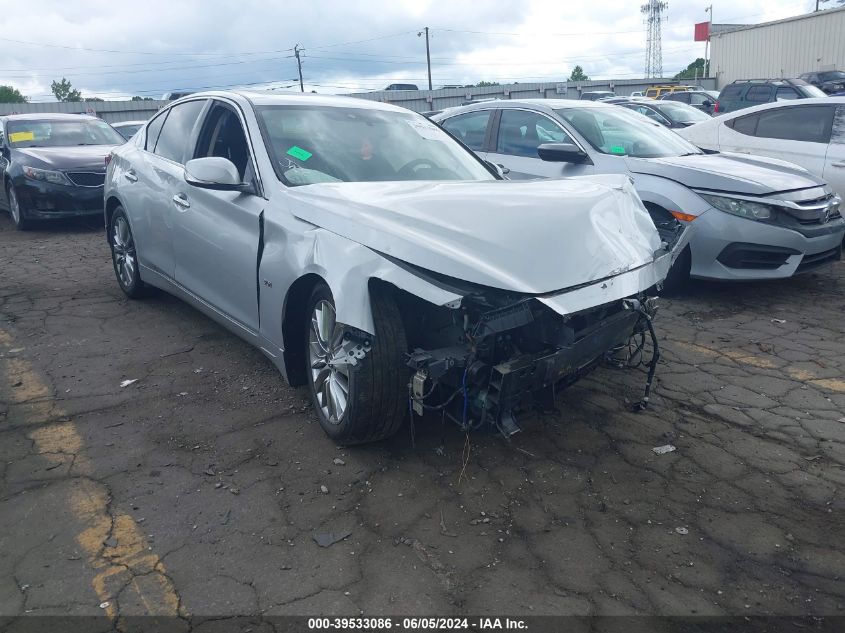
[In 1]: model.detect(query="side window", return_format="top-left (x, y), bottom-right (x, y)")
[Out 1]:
top-left (690, 93), bottom-right (709, 105)
top-left (646, 89), bottom-right (658, 98)
top-left (730, 113), bottom-right (759, 136)
top-left (440, 111), bottom-right (491, 151)
top-left (193, 102), bottom-right (251, 180)
top-left (719, 85), bottom-right (743, 101)
top-left (153, 100), bottom-right (207, 164)
top-left (627, 105), bottom-right (669, 125)
top-left (754, 106), bottom-right (834, 143)
top-left (144, 111), bottom-right (167, 152)
top-left (496, 109), bottom-right (574, 158)
top-left (832, 106), bottom-right (845, 145)
top-left (746, 85), bottom-right (773, 103)
top-left (776, 87), bottom-right (799, 101)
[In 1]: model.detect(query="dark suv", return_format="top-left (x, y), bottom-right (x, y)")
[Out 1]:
top-left (799, 70), bottom-right (845, 95)
top-left (716, 79), bottom-right (826, 114)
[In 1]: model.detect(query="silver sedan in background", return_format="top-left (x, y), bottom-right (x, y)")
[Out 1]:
top-left (434, 100), bottom-right (844, 287)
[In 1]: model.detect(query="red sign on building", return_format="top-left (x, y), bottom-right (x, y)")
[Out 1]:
top-left (694, 21), bottom-right (710, 41)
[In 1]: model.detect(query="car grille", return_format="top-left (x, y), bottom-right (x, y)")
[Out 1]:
top-left (783, 192), bottom-right (840, 225)
top-left (65, 171), bottom-right (105, 187)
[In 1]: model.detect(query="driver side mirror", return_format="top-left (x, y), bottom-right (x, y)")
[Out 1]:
top-left (537, 143), bottom-right (592, 164)
top-left (185, 157), bottom-right (252, 193)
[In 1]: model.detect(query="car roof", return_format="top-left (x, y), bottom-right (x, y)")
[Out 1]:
top-left (431, 98), bottom-right (614, 119)
top-left (0, 112), bottom-right (101, 123)
top-left (182, 89), bottom-right (415, 115)
top-left (112, 120), bottom-right (147, 126)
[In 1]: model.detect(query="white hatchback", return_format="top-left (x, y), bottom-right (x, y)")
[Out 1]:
top-left (678, 97), bottom-right (845, 201)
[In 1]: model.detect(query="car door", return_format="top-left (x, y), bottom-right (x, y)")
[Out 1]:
top-left (438, 109), bottom-right (494, 163)
top-left (173, 99), bottom-right (265, 333)
top-left (126, 99), bottom-right (208, 280)
top-left (823, 105), bottom-right (845, 200)
top-left (723, 104), bottom-right (834, 179)
top-left (485, 108), bottom-right (594, 179)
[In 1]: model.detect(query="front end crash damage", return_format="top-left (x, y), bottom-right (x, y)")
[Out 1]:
top-left (284, 174), bottom-right (688, 437)
top-left (396, 276), bottom-right (663, 438)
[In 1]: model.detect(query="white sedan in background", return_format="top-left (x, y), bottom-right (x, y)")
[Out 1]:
top-left (678, 97), bottom-right (845, 201)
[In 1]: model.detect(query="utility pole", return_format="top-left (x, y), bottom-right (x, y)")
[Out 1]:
top-left (704, 5), bottom-right (712, 78)
top-left (294, 44), bottom-right (304, 92)
top-left (418, 27), bottom-right (432, 90)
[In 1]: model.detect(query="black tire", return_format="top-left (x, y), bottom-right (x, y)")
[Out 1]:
top-left (6, 183), bottom-right (33, 231)
top-left (108, 206), bottom-right (148, 299)
top-left (304, 283), bottom-right (408, 445)
top-left (661, 244), bottom-right (691, 294)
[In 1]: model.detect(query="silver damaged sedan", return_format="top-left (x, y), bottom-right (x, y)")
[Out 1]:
top-left (104, 91), bottom-right (686, 444)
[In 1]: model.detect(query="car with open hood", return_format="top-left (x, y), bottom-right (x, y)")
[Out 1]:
top-left (1, 113), bottom-right (125, 230)
top-left (104, 90), bottom-right (685, 444)
top-left (434, 99), bottom-right (844, 285)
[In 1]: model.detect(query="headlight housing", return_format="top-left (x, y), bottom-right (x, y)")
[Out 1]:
top-left (22, 166), bottom-right (73, 186)
top-left (699, 193), bottom-right (775, 221)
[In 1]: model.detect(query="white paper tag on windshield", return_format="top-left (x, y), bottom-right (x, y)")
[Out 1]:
top-left (405, 119), bottom-right (442, 140)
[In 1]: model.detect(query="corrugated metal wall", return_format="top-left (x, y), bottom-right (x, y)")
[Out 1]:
top-left (0, 100), bottom-right (166, 123)
top-left (711, 7), bottom-right (845, 88)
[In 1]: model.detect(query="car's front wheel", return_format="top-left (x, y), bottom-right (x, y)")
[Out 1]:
top-left (109, 206), bottom-right (148, 298)
top-left (6, 184), bottom-right (32, 231)
top-left (304, 283), bottom-right (407, 445)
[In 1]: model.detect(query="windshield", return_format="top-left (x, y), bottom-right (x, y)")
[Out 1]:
top-left (798, 85), bottom-right (827, 98)
top-left (6, 118), bottom-right (125, 148)
top-left (256, 105), bottom-right (495, 186)
top-left (654, 102), bottom-right (712, 124)
top-left (115, 123), bottom-right (143, 139)
top-left (818, 71), bottom-right (845, 82)
top-left (555, 106), bottom-right (702, 158)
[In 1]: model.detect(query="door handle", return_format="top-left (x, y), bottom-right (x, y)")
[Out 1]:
top-left (172, 193), bottom-right (190, 209)
top-left (831, 161), bottom-right (845, 168)
top-left (124, 170), bottom-right (138, 182)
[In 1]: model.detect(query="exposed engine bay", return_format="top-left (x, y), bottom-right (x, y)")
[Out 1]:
top-left (395, 284), bottom-right (660, 437)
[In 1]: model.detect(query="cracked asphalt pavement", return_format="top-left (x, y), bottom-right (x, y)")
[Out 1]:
top-left (1, 214), bottom-right (844, 624)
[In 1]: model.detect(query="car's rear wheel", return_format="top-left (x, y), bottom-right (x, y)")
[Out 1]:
top-left (304, 283), bottom-right (407, 445)
top-left (6, 184), bottom-right (32, 231)
top-left (109, 206), bottom-right (147, 298)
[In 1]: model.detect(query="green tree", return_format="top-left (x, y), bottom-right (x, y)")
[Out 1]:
top-left (0, 85), bottom-right (27, 103)
top-left (674, 58), bottom-right (706, 80)
top-left (475, 80), bottom-right (500, 87)
top-left (130, 95), bottom-right (154, 101)
top-left (569, 65), bottom-right (589, 81)
top-left (51, 77), bottom-right (82, 102)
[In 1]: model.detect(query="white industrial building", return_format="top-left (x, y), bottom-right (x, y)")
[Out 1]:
top-left (710, 6), bottom-right (845, 88)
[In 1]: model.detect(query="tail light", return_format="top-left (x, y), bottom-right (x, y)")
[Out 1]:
top-left (713, 101), bottom-right (719, 113)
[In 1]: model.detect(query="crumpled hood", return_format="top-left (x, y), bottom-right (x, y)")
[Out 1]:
top-left (286, 175), bottom-right (662, 294)
top-left (626, 152), bottom-right (824, 195)
top-left (12, 145), bottom-right (116, 171)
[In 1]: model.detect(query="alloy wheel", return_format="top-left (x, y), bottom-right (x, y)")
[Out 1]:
top-left (112, 216), bottom-right (137, 289)
top-left (308, 300), bottom-right (351, 424)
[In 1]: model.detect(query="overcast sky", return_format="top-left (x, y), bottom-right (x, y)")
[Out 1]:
top-left (0, 0), bottom-right (827, 101)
